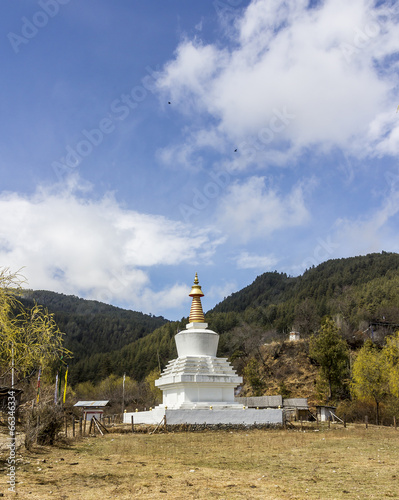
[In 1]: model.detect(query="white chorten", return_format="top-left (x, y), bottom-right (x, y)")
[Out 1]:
top-left (123, 274), bottom-right (283, 426)
top-left (155, 273), bottom-right (243, 409)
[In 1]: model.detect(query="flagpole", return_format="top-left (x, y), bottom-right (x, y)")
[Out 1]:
top-left (122, 373), bottom-right (125, 416)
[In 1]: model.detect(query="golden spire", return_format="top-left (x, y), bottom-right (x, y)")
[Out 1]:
top-left (188, 272), bottom-right (205, 323)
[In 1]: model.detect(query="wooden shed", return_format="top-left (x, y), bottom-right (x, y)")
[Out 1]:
top-left (74, 401), bottom-right (110, 422)
top-left (316, 405), bottom-right (337, 422)
top-left (283, 398), bottom-right (309, 421)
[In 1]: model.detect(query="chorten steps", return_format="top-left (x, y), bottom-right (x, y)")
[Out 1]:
top-left (159, 356), bottom-right (237, 377)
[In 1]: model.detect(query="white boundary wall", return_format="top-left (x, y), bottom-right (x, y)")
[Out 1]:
top-left (124, 408), bottom-right (283, 426)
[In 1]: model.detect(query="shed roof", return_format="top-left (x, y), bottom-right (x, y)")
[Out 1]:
top-left (283, 398), bottom-right (308, 409)
top-left (235, 395), bottom-right (283, 407)
top-left (0, 387), bottom-right (23, 396)
top-left (74, 401), bottom-right (110, 407)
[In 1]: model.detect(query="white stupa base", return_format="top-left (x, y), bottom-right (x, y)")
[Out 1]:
top-left (155, 355), bottom-right (243, 409)
top-left (123, 408), bottom-right (283, 426)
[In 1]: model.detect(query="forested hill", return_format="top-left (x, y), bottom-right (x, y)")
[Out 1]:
top-left (210, 252), bottom-right (399, 315)
top-left (20, 290), bottom-right (167, 377)
top-left (19, 251), bottom-right (399, 386)
top-left (55, 251), bottom-right (399, 386)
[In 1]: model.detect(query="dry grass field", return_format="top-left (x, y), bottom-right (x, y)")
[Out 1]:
top-left (1, 423), bottom-right (399, 499)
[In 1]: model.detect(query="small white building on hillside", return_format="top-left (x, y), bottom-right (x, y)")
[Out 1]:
top-left (289, 331), bottom-right (300, 342)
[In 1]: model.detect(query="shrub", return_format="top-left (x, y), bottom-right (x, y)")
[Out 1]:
top-left (24, 405), bottom-right (64, 449)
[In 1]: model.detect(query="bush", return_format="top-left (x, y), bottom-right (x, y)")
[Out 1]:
top-left (336, 398), bottom-right (399, 426)
top-left (24, 405), bottom-right (64, 449)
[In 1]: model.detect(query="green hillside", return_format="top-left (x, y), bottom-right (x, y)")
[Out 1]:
top-left (19, 290), bottom-right (167, 385)
top-left (210, 251), bottom-right (399, 336)
top-left (20, 252), bottom-right (399, 388)
top-left (63, 252), bottom-right (399, 386)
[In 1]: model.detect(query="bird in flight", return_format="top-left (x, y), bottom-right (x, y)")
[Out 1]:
top-left (234, 148), bottom-right (237, 152)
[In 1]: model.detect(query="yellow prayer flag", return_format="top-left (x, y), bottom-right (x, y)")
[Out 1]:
top-left (63, 366), bottom-right (68, 403)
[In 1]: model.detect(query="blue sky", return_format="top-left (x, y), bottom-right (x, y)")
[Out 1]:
top-left (1, 0), bottom-right (399, 320)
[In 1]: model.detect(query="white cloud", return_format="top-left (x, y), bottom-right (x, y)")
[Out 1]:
top-left (156, 126), bottom-right (228, 172)
top-left (331, 189), bottom-right (399, 257)
top-left (0, 181), bottom-right (220, 314)
top-left (157, 41), bottom-right (227, 115)
top-left (235, 251), bottom-right (278, 269)
top-left (215, 176), bottom-right (310, 241)
top-left (156, 0), bottom-right (399, 166)
top-left (207, 281), bottom-right (237, 303)
top-left (366, 112), bottom-right (399, 157)
top-left (293, 188), bottom-right (399, 275)
top-left (156, 140), bottom-right (203, 172)
top-left (137, 283), bottom-right (190, 315)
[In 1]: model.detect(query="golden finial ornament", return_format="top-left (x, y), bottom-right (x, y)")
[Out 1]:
top-left (188, 272), bottom-right (205, 323)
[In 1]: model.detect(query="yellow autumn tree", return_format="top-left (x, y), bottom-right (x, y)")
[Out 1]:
top-left (0, 267), bottom-right (70, 385)
top-left (383, 331), bottom-right (399, 398)
top-left (351, 340), bottom-right (389, 425)
top-left (144, 368), bottom-right (162, 406)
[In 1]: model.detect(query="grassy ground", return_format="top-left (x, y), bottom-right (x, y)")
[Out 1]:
top-left (1, 423), bottom-right (398, 499)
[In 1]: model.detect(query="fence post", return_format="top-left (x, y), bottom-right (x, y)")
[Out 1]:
top-left (365, 415), bottom-right (368, 429)
top-left (79, 417), bottom-right (82, 437)
top-left (131, 415), bottom-right (134, 433)
top-left (72, 416), bottom-right (75, 437)
top-left (343, 414), bottom-right (346, 428)
top-left (64, 415), bottom-right (68, 437)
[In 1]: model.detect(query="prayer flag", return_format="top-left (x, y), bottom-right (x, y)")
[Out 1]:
top-left (36, 368), bottom-right (41, 404)
top-left (54, 373), bottom-right (59, 404)
top-left (63, 365), bottom-right (68, 403)
top-left (58, 356), bottom-right (63, 400)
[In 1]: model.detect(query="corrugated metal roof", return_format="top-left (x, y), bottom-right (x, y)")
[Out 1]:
top-left (283, 398), bottom-right (308, 408)
top-left (235, 395), bottom-right (283, 407)
top-left (73, 401), bottom-right (110, 407)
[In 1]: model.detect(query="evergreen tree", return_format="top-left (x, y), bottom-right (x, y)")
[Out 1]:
top-left (309, 318), bottom-right (349, 400)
